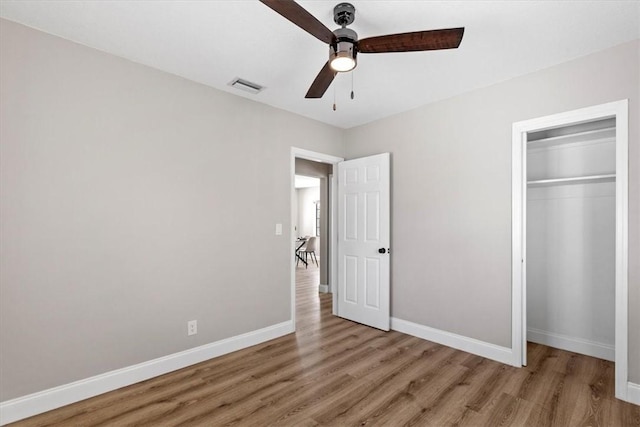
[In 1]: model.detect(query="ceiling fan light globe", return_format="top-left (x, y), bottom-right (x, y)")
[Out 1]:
top-left (330, 55), bottom-right (356, 72)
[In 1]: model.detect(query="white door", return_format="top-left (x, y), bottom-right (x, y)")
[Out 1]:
top-left (337, 153), bottom-right (390, 331)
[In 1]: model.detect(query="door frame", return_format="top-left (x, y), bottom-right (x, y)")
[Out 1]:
top-left (290, 147), bottom-right (344, 328)
top-left (511, 100), bottom-right (629, 401)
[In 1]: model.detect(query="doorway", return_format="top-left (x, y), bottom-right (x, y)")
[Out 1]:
top-left (290, 148), bottom-right (343, 327)
top-left (294, 174), bottom-right (321, 270)
top-left (511, 100), bottom-right (629, 402)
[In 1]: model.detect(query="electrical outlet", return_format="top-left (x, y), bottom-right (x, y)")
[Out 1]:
top-left (187, 320), bottom-right (197, 336)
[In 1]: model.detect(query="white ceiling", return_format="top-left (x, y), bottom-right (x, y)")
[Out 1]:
top-left (1, 1), bottom-right (638, 129)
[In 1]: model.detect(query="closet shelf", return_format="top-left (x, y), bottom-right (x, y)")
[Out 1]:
top-left (527, 126), bottom-right (615, 149)
top-left (527, 174), bottom-right (616, 187)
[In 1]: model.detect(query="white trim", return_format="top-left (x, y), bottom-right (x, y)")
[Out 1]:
top-left (0, 321), bottom-right (293, 426)
top-left (627, 383), bottom-right (640, 406)
top-left (319, 284), bottom-right (329, 293)
top-left (291, 148), bottom-right (343, 165)
top-left (614, 102), bottom-right (629, 401)
top-left (291, 148), bottom-right (343, 324)
top-left (527, 328), bottom-right (614, 362)
top-left (391, 318), bottom-right (517, 367)
top-left (512, 124), bottom-right (526, 367)
top-left (511, 100), bottom-right (629, 401)
top-left (330, 173), bottom-right (338, 315)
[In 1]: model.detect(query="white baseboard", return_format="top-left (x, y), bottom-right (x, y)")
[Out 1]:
top-left (0, 320), bottom-right (294, 426)
top-left (527, 328), bottom-right (614, 362)
top-left (627, 382), bottom-right (640, 405)
top-left (319, 284), bottom-right (329, 293)
top-left (391, 317), bottom-right (516, 366)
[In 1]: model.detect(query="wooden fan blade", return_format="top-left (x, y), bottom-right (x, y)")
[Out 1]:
top-left (260, 0), bottom-right (335, 44)
top-left (358, 28), bottom-right (464, 53)
top-left (305, 62), bottom-right (336, 98)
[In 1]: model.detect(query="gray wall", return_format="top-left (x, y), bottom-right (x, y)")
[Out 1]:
top-left (296, 186), bottom-right (320, 238)
top-left (344, 40), bottom-right (639, 382)
top-left (295, 158), bottom-right (333, 177)
top-left (2, 17), bottom-right (638, 404)
top-left (0, 19), bottom-right (344, 400)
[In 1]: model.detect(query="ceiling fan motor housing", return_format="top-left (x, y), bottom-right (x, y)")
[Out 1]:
top-left (330, 27), bottom-right (358, 72)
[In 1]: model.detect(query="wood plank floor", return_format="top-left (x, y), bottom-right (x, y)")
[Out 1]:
top-left (10, 266), bottom-right (640, 426)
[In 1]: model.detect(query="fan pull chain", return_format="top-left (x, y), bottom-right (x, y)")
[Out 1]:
top-left (333, 84), bottom-right (337, 111)
top-left (351, 71), bottom-right (355, 100)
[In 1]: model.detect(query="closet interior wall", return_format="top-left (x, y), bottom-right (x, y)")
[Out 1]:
top-left (526, 118), bottom-right (616, 361)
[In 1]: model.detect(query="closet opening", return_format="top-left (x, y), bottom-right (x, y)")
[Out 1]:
top-left (511, 100), bottom-right (629, 402)
top-left (527, 117), bottom-right (616, 362)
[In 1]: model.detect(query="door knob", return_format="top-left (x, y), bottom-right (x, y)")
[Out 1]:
top-left (378, 248), bottom-right (386, 254)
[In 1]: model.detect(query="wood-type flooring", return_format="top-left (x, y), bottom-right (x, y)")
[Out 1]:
top-left (10, 266), bottom-right (640, 426)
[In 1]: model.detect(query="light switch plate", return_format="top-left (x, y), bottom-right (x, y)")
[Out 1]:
top-left (275, 223), bottom-right (282, 235)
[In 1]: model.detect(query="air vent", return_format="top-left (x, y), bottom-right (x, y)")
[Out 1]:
top-left (228, 78), bottom-right (265, 95)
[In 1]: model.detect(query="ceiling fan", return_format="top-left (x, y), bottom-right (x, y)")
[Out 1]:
top-left (259, 0), bottom-right (465, 99)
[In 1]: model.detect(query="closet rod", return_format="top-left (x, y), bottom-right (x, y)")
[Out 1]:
top-left (527, 174), bottom-right (616, 187)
